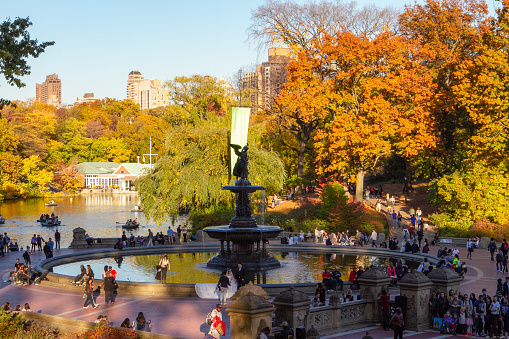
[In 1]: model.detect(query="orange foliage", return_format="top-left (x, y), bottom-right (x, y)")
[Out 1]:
top-left (279, 30), bottom-right (437, 182)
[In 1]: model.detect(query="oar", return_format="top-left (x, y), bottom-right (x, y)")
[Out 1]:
top-left (116, 222), bottom-right (127, 224)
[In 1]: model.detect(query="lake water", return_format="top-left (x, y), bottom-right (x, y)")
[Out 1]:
top-left (52, 252), bottom-right (418, 284)
top-left (0, 195), bottom-right (187, 249)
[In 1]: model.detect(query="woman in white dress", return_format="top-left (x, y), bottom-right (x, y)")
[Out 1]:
top-left (226, 269), bottom-right (238, 297)
top-left (195, 269), bottom-right (238, 299)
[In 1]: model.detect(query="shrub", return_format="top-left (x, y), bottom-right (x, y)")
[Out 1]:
top-left (328, 197), bottom-right (365, 230)
top-left (67, 324), bottom-right (137, 339)
top-left (317, 182), bottom-right (347, 219)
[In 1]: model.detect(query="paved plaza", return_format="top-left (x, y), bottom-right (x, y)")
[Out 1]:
top-left (0, 241), bottom-right (499, 338)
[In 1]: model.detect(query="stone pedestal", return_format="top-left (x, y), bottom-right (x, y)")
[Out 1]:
top-left (231, 282), bottom-right (269, 301)
top-left (357, 268), bottom-right (391, 323)
top-left (378, 233), bottom-right (386, 246)
top-left (226, 288), bottom-right (273, 339)
top-left (427, 267), bottom-right (462, 296)
top-left (70, 227), bottom-right (87, 249)
top-left (398, 271), bottom-right (433, 331)
top-left (272, 287), bottom-right (311, 332)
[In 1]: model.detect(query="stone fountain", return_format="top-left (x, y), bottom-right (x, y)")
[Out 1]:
top-left (204, 145), bottom-right (283, 270)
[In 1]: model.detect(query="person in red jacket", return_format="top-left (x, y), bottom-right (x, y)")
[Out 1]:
top-left (349, 267), bottom-right (357, 282)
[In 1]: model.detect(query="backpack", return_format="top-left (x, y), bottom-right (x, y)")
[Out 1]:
top-left (23, 251), bottom-right (29, 260)
top-left (504, 243), bottom-right (508, 251)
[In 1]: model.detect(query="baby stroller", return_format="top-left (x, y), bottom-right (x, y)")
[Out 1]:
top-left (440, 321), bottom-right (456, 335)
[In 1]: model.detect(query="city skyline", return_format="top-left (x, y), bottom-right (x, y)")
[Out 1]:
top-left (3, 0), bottom-right (497, 105)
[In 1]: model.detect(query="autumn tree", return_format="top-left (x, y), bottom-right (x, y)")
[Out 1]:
top-left (452, 0), bottom-right (509, 167)
top-left (249, 0), bottom-right (400, 181)
top-left (0, 17), bottom-right (54, 108)
top-left (286, 30), bottom-right (436, 201)
top-left (398, 0), bottom-right (491, 177)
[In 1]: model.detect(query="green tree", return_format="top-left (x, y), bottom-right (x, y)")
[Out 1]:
top-left (317, 182), bottom-right (348, 219)
top-left (163, 75), bottom-right (230, 124)
top-left (137, 115), bottom-right (286, 225)
top-left (430, 161), bottom-right (509, 227)
top-left (0, 17), bottom-right (54, 108)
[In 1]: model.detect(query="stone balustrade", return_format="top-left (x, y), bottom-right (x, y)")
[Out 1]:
top-left (306, 299), bottom-right (367, 334)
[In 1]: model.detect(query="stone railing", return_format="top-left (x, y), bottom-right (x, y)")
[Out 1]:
top-left (306, 299), bottom-right (367, 334)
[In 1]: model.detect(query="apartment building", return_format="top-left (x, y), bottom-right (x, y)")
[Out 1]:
top-left (36, 74), bottom-right (62, 105)
top-left (139, 79), bottom-right (169, 110)
top-left (242, 48), bottom-right (290, 112)
top-left (126, 70), bottom-right (144, 103)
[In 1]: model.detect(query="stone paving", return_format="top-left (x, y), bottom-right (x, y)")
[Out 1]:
top-left (0, 239), bottom-right (502, 338)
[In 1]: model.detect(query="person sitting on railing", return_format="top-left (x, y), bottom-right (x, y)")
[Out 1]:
top-left (71, 265), bottom-right (87, 285)
top-left (128, 233), bottom-right (136, 247)
top-left (322, 268), bottom-right (334, 291)
top-left (331, 268), bottom-right (343, 291)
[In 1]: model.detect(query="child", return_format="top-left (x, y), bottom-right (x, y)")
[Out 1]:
top-left (442, 311), bottom-right (453, 334)
top-left (458, 308), bottom-right (466, 334)
top-left (464, 303), bottom-right (474, 336)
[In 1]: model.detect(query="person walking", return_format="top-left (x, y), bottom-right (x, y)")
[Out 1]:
top-left (147, 229), bottom-right (154, 246)
top-left (489, 238), bottom-right (497, 261)
top-left (371, 230), bottom-right (378, 248)
top-left (22, 247), bottom-right (31, 266)
top-left (216, 271), bottom-right (230, 305)
top-left (206, 304), bottom-right (224, 339)
top-left (390, 307), bottom-right (405, 339)
top-left (177, 225), bottom-right (182, 242)
top-left (54, 230), bottom-right (61, 249)
top-left (466, 238), bottom-right (474, 259)
top-left (36, 234), bottom-right (43, 251)
top-left (392, 211), bottom-right (397, 228)
top-left (103, 272), bottom-right (115, 305)
top-left (83, 278), bottom-right (98, 309)
top-left (158, 255), bottom-right (170, 283)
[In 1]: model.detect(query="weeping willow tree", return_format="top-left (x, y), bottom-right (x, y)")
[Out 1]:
top-left (136, 115), bottom-right (287, 225)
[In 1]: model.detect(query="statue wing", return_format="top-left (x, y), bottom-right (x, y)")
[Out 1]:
top-left (230, 144), bottom-right (242, 156)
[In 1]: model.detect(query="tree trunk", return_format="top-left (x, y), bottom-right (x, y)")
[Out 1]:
top-left (402, 158), bottom-right (413, 193)
top-left (297, 138), bottom-right (306, 178)
top-left (355, 170), bottom-right (365, 201)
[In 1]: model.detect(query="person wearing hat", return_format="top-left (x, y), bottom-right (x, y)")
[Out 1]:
top-left (259, 326), bottom-right (270, 339)
top-left (280, 321), bottom-right (294, 339)
top-left (206, 304), bottom-right (223, 339)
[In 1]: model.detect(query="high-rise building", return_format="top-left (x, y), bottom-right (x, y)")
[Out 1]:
top-left (139, 79), bottom-right (169, 110)
top-left (242, 48), bottom-right (290, 112)
top-left (126, 70), bottom-right (144, 103)
top-left (36, 74), bottom-right (62, 105)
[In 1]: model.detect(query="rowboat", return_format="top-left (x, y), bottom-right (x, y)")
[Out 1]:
top-left (40, 221), bottom-right (61, 227)
top-left (129, 209), bottom-right (144, 212)
top-left (121, 223), bottom-right (140, 229)
top-left (45, 203), bottom-right (58, 206)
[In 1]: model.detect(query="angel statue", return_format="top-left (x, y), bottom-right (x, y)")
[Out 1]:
top-left (231, 144), bottom-right (249, 180)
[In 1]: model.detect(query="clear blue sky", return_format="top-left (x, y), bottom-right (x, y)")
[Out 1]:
top-left (1, 0), bottom-right (497, 105)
